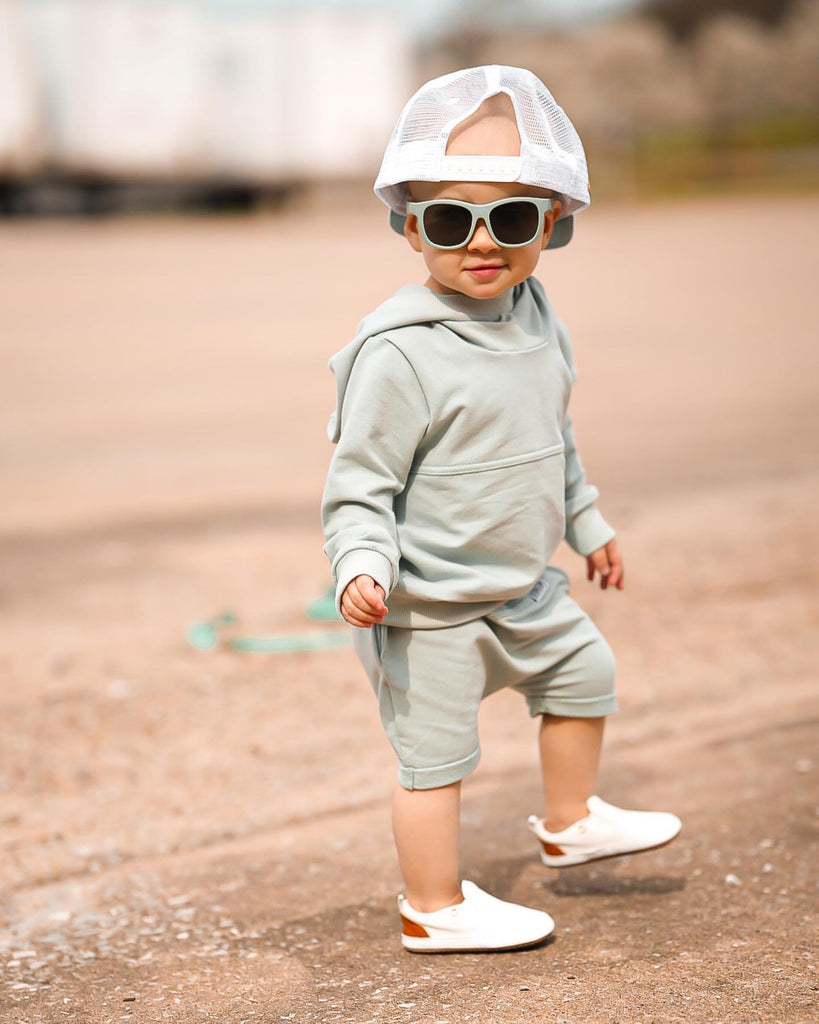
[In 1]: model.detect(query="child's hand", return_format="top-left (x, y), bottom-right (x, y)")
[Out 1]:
top-left (340, 575), bottom-right (389, 628)
top-left (586, 538), bottom-right (624, 591)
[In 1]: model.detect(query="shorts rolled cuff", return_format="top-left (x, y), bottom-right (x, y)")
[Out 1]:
top-left (526, 693), bottom-right (618, 719)
top-left (397, 746), bottom-right (481, 791)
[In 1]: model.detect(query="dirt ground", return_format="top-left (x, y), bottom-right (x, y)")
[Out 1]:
top-left (0, 195), bottom-right (817, 1024)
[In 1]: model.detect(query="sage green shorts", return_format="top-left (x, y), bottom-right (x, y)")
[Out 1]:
top-left (351, 567), bottom-right (618, 791)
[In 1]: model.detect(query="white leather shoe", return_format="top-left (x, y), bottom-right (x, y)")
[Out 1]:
top-left (398, 880), bottom-right (555, 953)
top-left (528, 796), bottom-right (682, 868)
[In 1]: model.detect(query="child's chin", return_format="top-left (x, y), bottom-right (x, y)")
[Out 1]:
top-left (463, 277), bottom-right (511, 298)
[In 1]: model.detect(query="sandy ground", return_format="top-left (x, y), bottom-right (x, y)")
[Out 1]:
top-left (0, 195), bottom-right (817, 1024)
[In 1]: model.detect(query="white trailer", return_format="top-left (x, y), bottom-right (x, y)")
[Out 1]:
top-left (2, 0), bottom-right (415, 207)
top-left (0, 0), bottom-right (44, 174)
top-left (203, 7), bottom-right (292, 182)
top-left (25, 0), bottom-right (207, 178)
top-left (279, 9), bottom-right (413, 179)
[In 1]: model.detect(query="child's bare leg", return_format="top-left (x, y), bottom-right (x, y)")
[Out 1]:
top-left (539, 714), bottom-right (605, 832)
top-left (392, 781), bottom-right (462, 912)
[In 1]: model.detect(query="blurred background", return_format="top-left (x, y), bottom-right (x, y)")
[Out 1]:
top-left (1, 0), bottom-right (818, 213)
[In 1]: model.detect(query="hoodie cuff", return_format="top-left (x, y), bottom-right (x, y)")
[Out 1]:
top-left (334, 550), bottom-right (395, 616)
top-left (565, 506), bottom-right (616, 557)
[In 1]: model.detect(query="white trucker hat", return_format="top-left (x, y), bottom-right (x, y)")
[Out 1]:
top-left (374, 65), bottom-right (590, 250)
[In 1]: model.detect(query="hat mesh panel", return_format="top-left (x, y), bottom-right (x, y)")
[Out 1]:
top-left (374, 65), bottom-right (591, 229)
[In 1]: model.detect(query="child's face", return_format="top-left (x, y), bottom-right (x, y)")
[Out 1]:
top-left (404, 179), bottom-right (561, 299)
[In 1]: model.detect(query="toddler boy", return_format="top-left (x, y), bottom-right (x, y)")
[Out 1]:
top-left (322, 66), bottom-right (681, 953)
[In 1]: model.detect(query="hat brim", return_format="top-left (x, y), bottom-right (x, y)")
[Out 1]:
top-left (389, 209), bottom-right (574, 250)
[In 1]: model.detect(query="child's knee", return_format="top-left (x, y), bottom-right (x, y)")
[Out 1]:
top-left (584, 636), bottom-right (616, 700)
top-left (524, 635), bottom-right (617, 718)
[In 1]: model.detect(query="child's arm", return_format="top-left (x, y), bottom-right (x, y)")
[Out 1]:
top-left (564, 420), bottom-right (624, 590)
top-left (562, 411), bottom-right (617, 561)
top-left (322, 338), bottom-right (429, 618)
top-left (551, 313), bottom-right (622, 590)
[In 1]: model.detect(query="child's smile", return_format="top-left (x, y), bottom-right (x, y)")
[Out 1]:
top-left (467, 263), bottom-right (505, 280)
top-left (404, 180), bottom-right (561, 299)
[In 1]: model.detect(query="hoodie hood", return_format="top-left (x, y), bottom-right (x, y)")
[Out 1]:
top-left (328, 283), bottom-right (544, 442)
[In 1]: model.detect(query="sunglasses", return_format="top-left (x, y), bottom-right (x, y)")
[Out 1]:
top-left (406, 197), bottom-right (555, 250)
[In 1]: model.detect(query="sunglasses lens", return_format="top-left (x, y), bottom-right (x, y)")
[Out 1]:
top-left (490, 201), bottom-right (541, 245)
top-left (422, 204), bottom-right (473, 248)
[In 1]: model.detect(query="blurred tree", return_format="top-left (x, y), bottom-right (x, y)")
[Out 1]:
top-left (774, 0), bottom-right (819, 112)
top-left (419, 0), bottom-right (819, 197)
top-left (422, 0), bottom-right (535, 71)
top-left (646, 0), bottom-right (802, 39)
top-left (693, 15), bottom-right (778, 129)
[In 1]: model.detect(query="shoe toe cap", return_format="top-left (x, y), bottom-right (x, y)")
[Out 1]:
top-left (494, 907), bottom-right (555, 946)
top-left (647, 810), bottom-right (682, 840)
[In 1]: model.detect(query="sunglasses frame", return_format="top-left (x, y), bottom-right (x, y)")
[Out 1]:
top-left (406, 196), bottom-right (555, 251)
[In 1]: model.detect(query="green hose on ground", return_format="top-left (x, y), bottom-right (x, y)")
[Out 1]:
top-left (188, 587), bottom-right (348, 654)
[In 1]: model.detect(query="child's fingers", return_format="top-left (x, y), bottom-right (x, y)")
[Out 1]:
top-left (341, 605), bottom-right (378, 628)
top-left (607, 557), bottom-right (625, 590)
top-left (357, 576), bottom-right (388, 614)
top-left (340, 592), bottom-right (382, 628)
top-left (346, 577), bottom-right (378, 612)
top-left (587, 548), bottom-right (611, 588)
top-left (341, 576), bottom-right (388, 626)
top-left (605, 540), bottom-right (625, 590)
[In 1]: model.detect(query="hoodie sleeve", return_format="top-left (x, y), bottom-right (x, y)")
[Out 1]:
top-left (322, 336), bottom-right (429, 612)
top-left (562, 412), bottom-right (616, 555)
top-left (554, 320), bottom-right (616, 556)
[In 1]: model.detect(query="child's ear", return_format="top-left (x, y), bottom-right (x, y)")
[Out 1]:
top-left (404, 214), bottom-right (423, 253)
top-left (540, 199), bottom-right (563, 250)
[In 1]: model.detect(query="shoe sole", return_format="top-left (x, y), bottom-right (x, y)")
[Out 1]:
top-left (402, 932), bottom-right (554, 954)
top-left (539, 828), bottom-right (682, 869)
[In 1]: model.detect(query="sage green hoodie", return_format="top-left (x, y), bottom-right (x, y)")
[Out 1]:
top-left (322, 276), bottom-right (614, 628)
